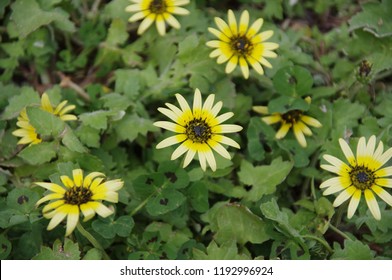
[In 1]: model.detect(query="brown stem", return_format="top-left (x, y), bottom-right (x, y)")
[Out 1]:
top-left (57, 72), bottom-right (91, 102)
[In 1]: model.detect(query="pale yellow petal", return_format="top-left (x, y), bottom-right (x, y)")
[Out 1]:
top-left (372, 185), bottom-right (392, 206)
top-left (364, 189), bottom-right (381, 220)
top-left (171, 142), bottom-right (189, 160)
top-left (339, 138), bottom-right (356, 166)
top-left (156, 134), bottom-right (187, 148)
top-left (275, 123), bottom-right (291, 139)
top-left (238, 10), bottom-right (249, 35)
top-left (183, 149), bottom-right (196, 168)
top-left (138, 14), bottom-right (155, 34)
top-left (72, 169), bottom-right (83, 187)
top-left (65, 205), bottom-right (79, 236)
top-left (198, 151), bottom-right (207, 171)
top-left (333, 186), bottom-right (356, 207)
top-left (227, 9), bottom-right (237, 35)
top-left (347, 189), bottom-right (361, 219)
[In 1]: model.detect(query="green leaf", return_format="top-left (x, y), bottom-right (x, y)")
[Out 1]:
top-left (146, 188), bottom-right (186, 216)
top-left (145, 222), bottom-right (191, 259)
top-left (92, 215), bottom-right (134, 239)
top-left (106, 18), bottom-right (128, 46)
top-left (246, 117), bottom-right (265, 161)
top-left (76, 125), bottom-right (101, 148)
top-left (113, 215), bottom-right (135, 237)
top-left (268, 95), bottom-right (310, 114)
top-left (78, 21), bottom-right (107, 48)
top-left (11, 0), bottom-right (75, 38)
top-left (100, 93), bottom-right (132, 111)
top-left (102, 0), bottom-right (131, 21)
top-left (0, 0), bottom-right (11, 18)
top-left (18, 142), bottom-right (57, 165)
top-left (331, 239), bottom-right (375, 260)
top-left (1, 87), bottom-right (39, 120)
top-left (188, 181), bottom-right (209, 213)
top-left (203, 202), bottom-right (270, 245)
top-left (0, 234), bottom-right (12, 259)
top-left (82, 248), bottom-right (102, 260)
top-left (6, 187), bottom-right (39, 214)
top-left (92, 217), bottom-right (116, 239)
top-left (115, 114), bottom-right (158, 142)
top-left (261, 0), bottom-right (283, 20)
top-left (238, 158), bottom-right (293, 201)
top-left (149, 38), bottom-right (177, 74)
top-left (79, 110), bottom-right (109, 130)
top-left (260, 199), bottom-right (305, 246)
top-left (114, 69), bottom-right (141, 98)
top-left (349, 0), bottom-right (392, 38)
top-left (178, 34), bottom-right (199, 60)
top-left (26, 107), bottom-right (65, 137)
top-left (158, 161), bottom-right (190, 189)
top-left (33, 239), bottom-right (80, 260)
top-left (61, 126), bottom-right (87, 153)
top-left (331, 99), bottom-right (366, 138)
top-left (273, 66), bottom-right (313, 96)
top-left (193, 240), bottom-right (250, 260)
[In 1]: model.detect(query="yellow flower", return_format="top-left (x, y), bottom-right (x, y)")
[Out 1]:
top-left (39, 93), bottom-right (77, 121)
top-left (253, 98), bottom-right (321, 148)
top-left (154, 88), bottom-right (243, 171)
top-left (35, 169), bottom-right (124, 236)
top-left (12, 93), bottom-right (77, 145)
top-left (206, 9), bottom-right (279, 79)
top-left (126, 0), bottom-right (190, 36)
top-left (320, 136), bottom-right (392, 220)
top-left (12, 108), bottom-right (42, 145)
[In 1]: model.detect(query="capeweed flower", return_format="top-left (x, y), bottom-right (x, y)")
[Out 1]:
top-left (320, 136), bottom-right (392, 220)
top-left (35, 169), bottom-right (124, 236)
top-left (12, 93), bottom-right (77, 145)
top-left (206, 9), bottom-right (279, 79)
top-left (154, 88), bottom-right (242, 171)
top-left (126, 0), bottom-right (190, 36)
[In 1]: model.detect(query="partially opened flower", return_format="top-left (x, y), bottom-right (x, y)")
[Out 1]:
top-left (39, 93), bottom-right (77, 121)
top-left (206, 9), bottom-right (279, 79)
top-left (320, 136), bottom-right (392, 220)
top-left (35, 169), bottom-right (124, 236)
top-left (253, 97), bottom-right (321, 147)
top-left (12, 108), bottom-right (42, 145)
top-left (154, 88), bottom-right (243, 171)
top-left (126, 0), bottom-right (190, 36)
top-left (12, 93), bottom-right (77, 145)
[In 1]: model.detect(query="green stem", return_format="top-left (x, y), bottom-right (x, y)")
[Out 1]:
top-left (302, 235), bottom-right (333, 254)
top-left (76, 222), bottom-right (110, 260)
top-left (130, 193), bottom-right (154, 217)
top-left (130, 183), bottom-right (168, 217)
top-left (328, 224), bottom-right (353, 241)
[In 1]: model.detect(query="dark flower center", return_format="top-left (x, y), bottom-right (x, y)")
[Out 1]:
top-left (186, 119), bottom-right (212, 143)
top-left (231, 36), bottom-right (253, 55)
top-left (64, 186), bottom-right (93, 205)
top-left (149, 0), bottom-right (166, 13)
top-left (349, 166), bottom-right (375, 190)
top-left (359, 60), bottom-right (372, 78)
top-left (281, 110), bottom-right (303, 124)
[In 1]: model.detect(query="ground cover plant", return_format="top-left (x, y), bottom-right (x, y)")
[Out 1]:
top-left (1, 0), bottom-right (392, 260)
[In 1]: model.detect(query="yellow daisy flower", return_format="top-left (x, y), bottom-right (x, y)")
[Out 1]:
top-left (35, 169), bottom-right (124, 236)
top-left (154, 88), bottom-right (243, 171)
top-left (12, 93), bottom-right (77, 145)
top-left (12, 108), bottom-right (42, 145)
top-left (126, 0), bottom-right (190, 36)
top-left (39, 92), bottom-right (77, 121)
top-left (320, 136), bottom-right (392, 220)
top-left (206, 9), bottom-right (279, 79)
top-left (253, 97), bottom-right (322, 148)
